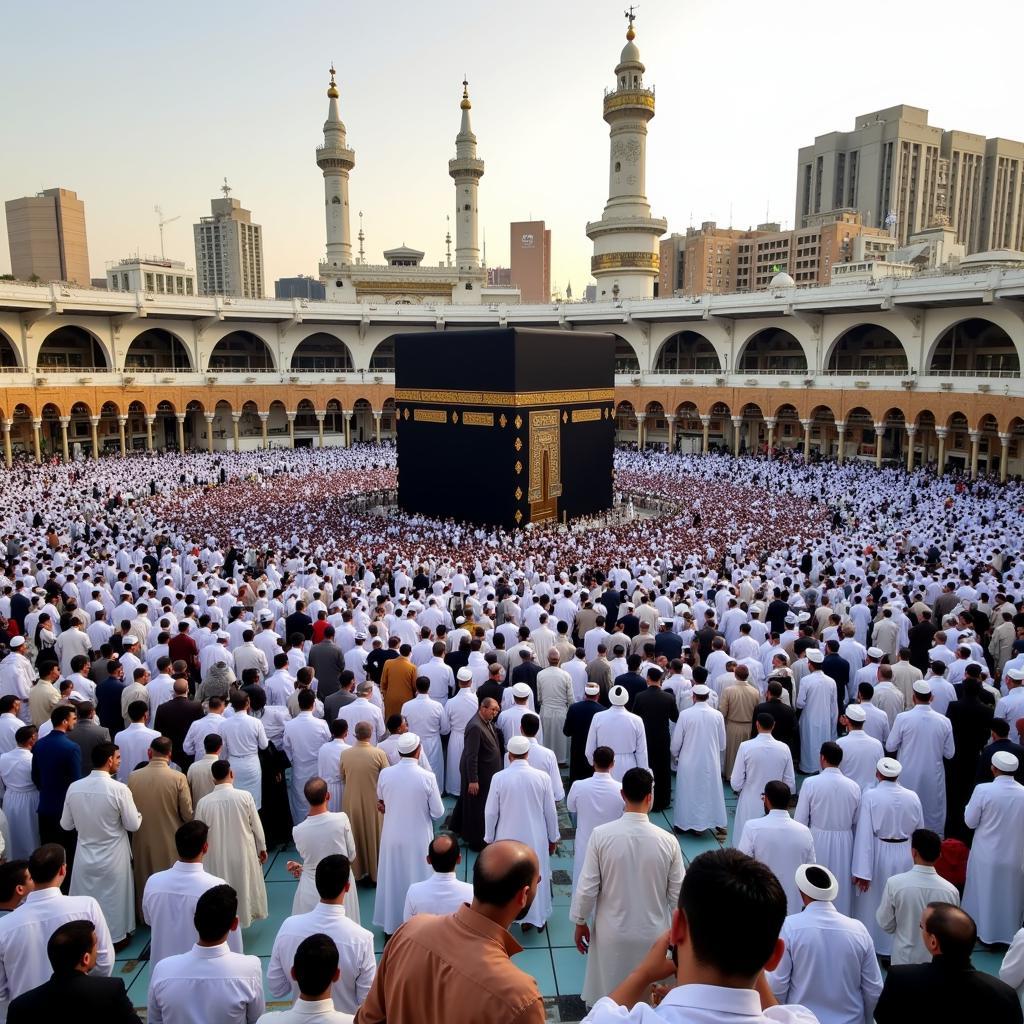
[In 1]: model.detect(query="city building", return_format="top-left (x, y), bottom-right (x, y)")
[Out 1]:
top-left (487, 266), bottom-right (512, 287)
top-left (275, 275), bottom-right (326, 300)
top-left (4, 188), bottom-right (90, 285)
top-left (107, 256), bottom-right (196, 296)
top-left (193, 183), bottom-right (265, 298)
top-left (510, 220), bottom-right (551, 302)
top-left (795, 105), bottom-right (1024, 252)
top-left (586, 16), bottom-right (667, 300)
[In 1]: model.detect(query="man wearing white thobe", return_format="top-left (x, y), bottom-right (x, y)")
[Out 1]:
top-left (269, 853), bottom-right (376, 1015)
top-left (143, 819), bottom-right (244, 967)
top-left (496, 686), bottom-right (541, 744)
top-left (403, 832), bottom-right (474, 919)
top-left (335, 688), bottom-right (386, 745)
top-left (372, 734), bottom-right (445, 935)
top-left (836, 706), bottom-right (885, 792)
top-left (875, 829), bottom-right (959, 965)
top-left (768, 864), bottom-right (883, 1024)
top-left (183, 702), bottom-right (227, 762)
top-left (738, 782), bottom-right (816, 915)
top-left (850, 757), bottom-right (923, 955)
top-left (566, 748), bottom-right (624, 888)
top-left (585, 686), bottom-right (649, 782)
top-left (536, 650), bottom-right (575, 765)
top-left (0, 641), bottom-right (36, 725)
top-left (282, 694), bottom-right (331, 824)
top-left (0, 846), bottom-right (115, 1013)
top-left (670, 686), bottom-right (727, 834)
top-left (419, 646), bottom-right (454, 704)
top-left (885, 682), bottom-right (955, 834)
top-left (962, 750), bottom-right (1024, 945)
top-left (59, 742), bottom-right (142, 943)
top-left (220, 695), bottom-right (269, 809)
top-left (401, 683), bottom-right (445, 791)
top-left (795, 651), bottom-right (838, 774)
top-left (730, 717), bottom-right (795, 847)
top-left (290, 779), bottom-right (360, 924)
top-left (794, 742), bottom-right (861, 916)
top-left (484, 737), bottom-right (560, 930)
top-left (571, 766), bottom-right (684, 1006)
top-left (440, 671), bottom-right (478, 796)
top-left (0, 735), bottom-right (39, 859)
top-left (505, 722), bottom-right (564, 800)
top-left (317, 721), bottom-right (349, 811)
top-left (116, 713), bottom-right (161, 781)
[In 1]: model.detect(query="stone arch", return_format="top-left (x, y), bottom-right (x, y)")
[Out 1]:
top-left (289, 332), bottom-right (355, 372)
top-left (38, 324), bottom-right (111, 371)
top-left (927, 317), bottom-right (1020, 376)
top-left (369, 337), bottom-right (396, 372)
top-left (207, 330), bottom-right (276, 372)
top-left (825, 323), bottom-right (910, 374)
top-left (772, 402), bottom-right (801, 450)
top-left (923, 307), bottom-right (1024, 374)
top-left (38, 402), bottom-right (61, 459)
top-left (672, 401), bottom-right (702, 453)
top-left (736, 328), bottom-right (809, 373)
top-left (652, 331), bottom-right (720, 373)
top-left (615, 400), bottom-right (637, 444)
top-left (0, 328), bottom-right (22, 369)
top-left (124, 328), bottom-right (194, 371)
top-left (610, 334), bottom-right (641, 374)
top-left (352, 398), bottom-right (374, 443)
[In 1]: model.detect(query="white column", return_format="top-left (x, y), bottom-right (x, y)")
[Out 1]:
top-left (1, 421), bottom-right (11, 469)
top-left (374, 411), bottom-right (382, 444)
top-left (935, 427), bottom-right (948, 476)
top-left (700, 414), bottom-right (711, 454)
top-left (835, 420), bottom-right (846, 464)
top-left (765, 416), bottom-right (776, 453)
top-left (59, 416), bottom-right (70, 462)
top-left (286, 410), bottom-right (296, 447)
top-left (31, 418), bottom-right (41, 464)
top-left (800, 418), bottom-right (813, 459)
top-left (175, 413), bottom-right (186, 453)
top-left (231, 412), bottom-right (241, 452)
top-left (316, 411), bottom-right (326, 448)
top-left (117, 415), bottom-right (128, 456)
top-left (664, 414), bottom-right (675, 451)
top-left (969, 430), bottom-right (981, 479)
top-left (873, 421), bottom-right (885, 469)
top-left (259, 412), bottom-right (269, 449)
top-left (635, 411), bottom-right (646, 449)
top-left (204, 412), bottom-right (215, 454)
top-left (144, 414), bottom-right (155, 452)
top-left (905, 424), bottom-right (916, 472)
top-left (999, 432), bottom-right (1011, 483)
top-left (731, 415), bottom-right (743, 455)
top-left (90, 416), bottom-right (101, 459)
top-left (343, 410), bottom-right (353, 447)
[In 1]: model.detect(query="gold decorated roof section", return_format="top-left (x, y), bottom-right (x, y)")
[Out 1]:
top-left (395, 388), bottom-right (615, 408)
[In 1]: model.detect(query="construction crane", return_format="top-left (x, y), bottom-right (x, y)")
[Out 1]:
top-left (154, 205), bottom-right (180, 259)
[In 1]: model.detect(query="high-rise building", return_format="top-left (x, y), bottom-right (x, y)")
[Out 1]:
top-left (275, 275), bottom-right (326, 300)
top-left (107, 256), bottom-right (196, 295)
top-left (5, 187), bottom-right (90, 285)
top-left (510, 220), bottom-right (550, 302)
top-left (193, 183), bottom-right (264, 298)
top-left (487, 266), bottom-right (512, 287)
top-left (795, 106), bottom-right (1024, 252)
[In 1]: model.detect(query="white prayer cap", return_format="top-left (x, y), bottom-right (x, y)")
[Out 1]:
top-left (674, 603), bottom-right (689, 615)
top-left (867, 647), bottom-right (884, 659)
top-left (8, 636), bottom-right (24, 649)
top-left (877, 757), bottom-right (902, 779)
top-left (456, 616), bottom-right (466, 625)
top-left (806, 649), bottom-right (824, 664)
top-left (584, 683), bottom-right (600, 696)
top-left (609, 685), bottom-right (629, 706)
top-left (658, 617), bottom-right (673, 627)
top-left (784, 614), bottom-right (797, 625)
top-left (507, 736), bottom-right (531, 756)
top-left (993, 751), bottom-right (1020, 773)
top-left (218, 630), bottom-right (230, 641)
top-left (797, 612), bottom-right (811, 623)
top-left (692, 684), bottom-right (711, 697)
top-left (844, 704), bottom-right (866, 723)
top-left (124, 635), bottom-right (139, 646)
top-left (913, 680), bottom-right (932, 696)
top-left (795, 864), bottom-right (839, 903)
top-left (456, 668), bottom-right (473, 682)
top-left (511, 682), bottom-right (532, 699)
top-left (1008, 669), bottom-right (1024, 681)
top-left (397, 733), bottom-right (420, 754)
top-left (354, 631), bottom-right (367, 641)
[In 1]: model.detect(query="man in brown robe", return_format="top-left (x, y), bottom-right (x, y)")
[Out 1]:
top-left (126, 735), bottom-right (193, 914)
top-left (380, 646), bottom-right (418, 720)
top-left (453, 698), bottom-right (503, 851)
top-left (341, 721), bottom-right (389, 882)
top-left (720, 664), bottom-right (761, 777)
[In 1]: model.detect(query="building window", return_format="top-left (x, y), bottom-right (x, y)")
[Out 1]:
top-left (145, 273), bottom-right (155, 291)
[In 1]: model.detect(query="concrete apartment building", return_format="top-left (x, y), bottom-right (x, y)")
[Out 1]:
top-left (510, 220), bottom-right (550, 302)
top-left (795, 105), bottom-right (1024, 252)
top-left (5, 187), bottom-right (91, 285)
top-left (107, 256), bottom-right (196, 296)
top-left (193, 187), bottom-right (265, 298)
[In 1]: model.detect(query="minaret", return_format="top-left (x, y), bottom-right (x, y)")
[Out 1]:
top-left (448, 79), bottom-right (485, 302)
top-left (317, 65), bottom-right (356, 270)
top-left (586, 13), bottom-right (667, 300)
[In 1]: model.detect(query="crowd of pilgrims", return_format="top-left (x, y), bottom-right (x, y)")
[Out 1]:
top-left (0, 442), bottom-right (1020, 1022)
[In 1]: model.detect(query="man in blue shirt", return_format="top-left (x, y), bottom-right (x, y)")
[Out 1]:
top-left (30, 705), bottom-right (81, 892)
top-left (94, 659), bottom-right (126, 738)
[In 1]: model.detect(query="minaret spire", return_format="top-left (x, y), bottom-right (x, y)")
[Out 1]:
top-left (317, 64), bottom-right (356, 269)
top-left (449, 77), bottom-right (485, 302)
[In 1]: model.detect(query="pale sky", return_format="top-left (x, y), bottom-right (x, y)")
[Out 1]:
top-left (2, 0), bottom-right (1022, 295)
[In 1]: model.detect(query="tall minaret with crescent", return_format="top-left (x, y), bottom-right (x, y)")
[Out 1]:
top-left (586, 12), bottom-right (667, 300)
top-left (317, 65), bottom-right (356, 290)
top-left (448, 79), bottom-right (486, 302)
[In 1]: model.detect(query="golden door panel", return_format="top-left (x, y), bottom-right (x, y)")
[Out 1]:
top-left (529, 408), bottom-right (561, 522)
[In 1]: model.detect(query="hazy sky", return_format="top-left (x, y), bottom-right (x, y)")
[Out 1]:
top-left (2, 0), bottom-right (1022, 295)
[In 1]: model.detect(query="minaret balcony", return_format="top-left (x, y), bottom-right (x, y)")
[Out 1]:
top-left (448, 157), bottom-right (485, 179)
top-left (602, 88), bottom-right (655, 117)
top-left (586, 215), bottom-right (668, 240)
top-left (316, 144), bottom-right (355, 171)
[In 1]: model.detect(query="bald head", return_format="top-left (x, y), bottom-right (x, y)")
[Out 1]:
top-left (473, 840), bottom-right (539, 917)
top-left (547, 648), bottom-right (560, 664)
top-left (173, 678), bottom-right (189, 697)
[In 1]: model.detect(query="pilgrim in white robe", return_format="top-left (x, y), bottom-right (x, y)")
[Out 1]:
top-left (484, 760), bottom-right (559, 928)
top-left (317, 738), bottom-right (349, 811)
top-left (505, 738), bottom-right (565, 801)
top-left (537, 665), bottom-right (575, 764)
top-left (59, 768), bottom-right (142, 942)
top-left (440, 687), bottom-right (478, 796)
top-left (570, 811), bottom-right (684, 1006)
top-left (401, 693), bottom-right (446, 791)
top-left (962, 775), bottom-right (1024, 944)
top-left (0, 746), bottom-right (39, 859)
top-left (372, 758), bottom-right (444, 934)
top-left (850, 780), bottom-right (923, 955)
top-left (836, 731), bottom-right (885, 793)
top-left (292, 810), bottom-right (361, 924)
top-left (566, 771), bottom-right (624, 888)
top-left (220, 710), bottom-right (269, 809)
top-left (885, 705), bottom-right (955, 834)
top-left (194, 782), bottom-right (269, 928)
top-left (404, 870), bottom-right (474, 920)
top-left (282, 710), bottom-right (331, 825)
top-left (738, 809), bottom-right (816, 915)
top-left (794, 767), bottom-right (861, 916)
top-left (795, 672), bottom-right (838, 773)
top-left (875, 864), bottom-right (959, 965)
top-left (585, 707), bottom-right (649, 782)
top-left (670, 702), bottom-right (727, 833)
top-left (730, 733), bottom-right (795, 846)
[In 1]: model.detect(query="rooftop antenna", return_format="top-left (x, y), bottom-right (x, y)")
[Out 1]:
top-left (221, 177), bottom-right (232, 198)
top-left (154, 205), bottom-right (180, 260)
top-left (482, 226), bottom-right (487, 268)
top-left (358, 211), bottom-right (365, 264)
top-left (624, 4), bottom-right (638, 26)
top-left (445, 215), bottom-right (452, 267)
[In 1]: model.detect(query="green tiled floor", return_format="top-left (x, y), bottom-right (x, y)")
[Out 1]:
top-left (119, 775), bottom-right (1014, 1023)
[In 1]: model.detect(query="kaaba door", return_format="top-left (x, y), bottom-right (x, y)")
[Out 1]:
top-left (529, 409), bottom-right (562, 523)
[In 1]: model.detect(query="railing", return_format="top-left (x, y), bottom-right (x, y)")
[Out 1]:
top-left (821, 368), bottom-right (909, 376)
top-left (927, 368), bottom-right (1019, 378)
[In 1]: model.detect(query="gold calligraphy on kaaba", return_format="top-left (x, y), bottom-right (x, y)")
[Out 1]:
top-left (528, 409), bottom-right (562, 516)
top-left (462, 412), bottom-right (494, 427)
top-left (413, 408), bottom-right (447, 423)
top-left (572, 408), bottom-right (602, 423)
top-left (394, 388), bottom-right (615, 408)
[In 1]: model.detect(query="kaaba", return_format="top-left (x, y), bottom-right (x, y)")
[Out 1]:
top-left (395, 327), bottom-right (615, 529)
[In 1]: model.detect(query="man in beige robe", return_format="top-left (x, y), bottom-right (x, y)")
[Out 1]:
top-left (194, 758), bottom-right (269, 928)
top-left (126, 735), bottom-right (193, 915)
top-left (341, 721), bottom-right (388, 882)
top-left (186, 732), bottom-right (222, 805)
top-left (720, 664), bottom-right (761, 777)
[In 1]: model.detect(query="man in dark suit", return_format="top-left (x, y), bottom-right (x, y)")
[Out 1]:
top-left (474, 664), bottom-right (505, 708)
top-left (563, 685), bottom-right (604, 786)
top-left (975, 718), bottom-right (1024, 786)
top-left (945, 676), bottom-right (996, 836)
top-left (66, 702), bottom-right (110, 776)
top-left (306, 626), bottom-right (346, 699)
top-left (765, 589), bottom-right (791, 634)
top-left (614, 653), bottom-right (648, 709)
top-left (617, 604), bottom-right (641, 639)
top-left (30, 706), bottom-right (81, 886)
top-left (452, 698), bottom-right (503, 851)
top-left (94, 660), bottom-right (127, 738)
top-left (284, 600), bottom-right (313, 642)
top-left (323, 671), bottom-right (356, 724)
top-left (750, 681), bottom-right (798, 764)
top-left (909, 610), bottom-right (939, 672)
top-left (509, 649), bottom-right (541, 705)
top-left (152, 679), bottom-right (205, 768)
top-left (821, 640), bottom-right (851, 709)
top-left (7, 919), bottom-right (140, 1023)
top-left (874, 903), bottom-right (1022, 1024)
top-left (632, 668), bottom-right (679, 811)
top-left (654, 621), bottom-right (683, 661)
